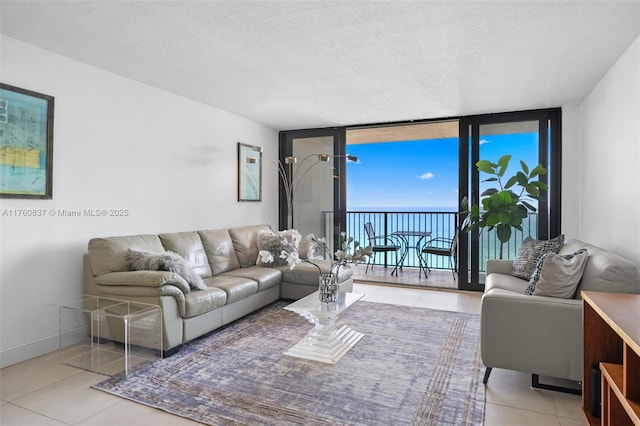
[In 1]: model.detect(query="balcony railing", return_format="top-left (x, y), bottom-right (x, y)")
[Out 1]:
top-left (321, 210), bottom-right (538, 272)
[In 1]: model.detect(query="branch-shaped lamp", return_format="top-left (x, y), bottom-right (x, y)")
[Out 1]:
top-left (247, 147), bottom-right (358, 229)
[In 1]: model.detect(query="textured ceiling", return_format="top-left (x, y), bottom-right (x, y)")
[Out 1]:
top-left (1, 1), bottom-right (639, 130)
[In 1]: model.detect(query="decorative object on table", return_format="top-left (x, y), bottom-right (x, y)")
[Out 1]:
top-left (237, 142), bottom-right (262, 202)
top-left (93, 300), bottom-right (485, 425)
top-left (258, 227), bottom-right (371, 302)
top-left (244, 146), bottom-right (358, 228)
top-left (461, 154), bottom-right (548, 259)
top-left (304, 232), bottom-right (371, 303)
top-left (0, 83), bottom-right (54, 199)
top-left (318, 272), bottom-right (339, 302)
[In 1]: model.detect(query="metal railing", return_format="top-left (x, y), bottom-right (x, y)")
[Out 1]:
top-left (321, 210), bottom-right (538, 272)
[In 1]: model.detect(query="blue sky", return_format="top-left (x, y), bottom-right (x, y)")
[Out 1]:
top-left (346, 132), bottom-right (539, 211)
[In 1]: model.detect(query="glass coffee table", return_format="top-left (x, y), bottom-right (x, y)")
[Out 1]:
top-left (283, 291), bottom-right (364, 364)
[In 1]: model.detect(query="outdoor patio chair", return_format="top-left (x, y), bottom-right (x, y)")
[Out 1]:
top-left (363, 222), bottom-right (401, 273)
top-left (420, 228), bottom-right (459, 279)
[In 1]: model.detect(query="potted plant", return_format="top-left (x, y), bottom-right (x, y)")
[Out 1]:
top-left (461, 154), bottom-right (547, 259)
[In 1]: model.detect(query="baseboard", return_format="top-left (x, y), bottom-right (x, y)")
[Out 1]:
top-left (0, 335), bottom-right (63, 368)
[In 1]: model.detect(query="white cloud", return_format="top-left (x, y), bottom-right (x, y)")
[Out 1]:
top-left (479, 139), bottom-right (490, 145)
top-left (419, 172), bottom-right (434, 180)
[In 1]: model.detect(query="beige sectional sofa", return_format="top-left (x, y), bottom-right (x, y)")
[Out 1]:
top-left (83, 224), bottom-right (353, 355)
top-left (481, 238), bottom-right (640, 390)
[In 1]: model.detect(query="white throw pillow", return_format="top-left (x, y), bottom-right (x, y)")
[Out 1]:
top-left (532, 248), bottom-right (589, 298)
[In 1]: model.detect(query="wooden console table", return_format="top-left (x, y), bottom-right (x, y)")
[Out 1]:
top-left (582, 291), bottom-right (640, 426)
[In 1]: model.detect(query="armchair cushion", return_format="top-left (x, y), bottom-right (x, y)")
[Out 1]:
top-left (525, 248), bottom-right (589, 298)
top-left (511, 235), bottom-right (565, 280)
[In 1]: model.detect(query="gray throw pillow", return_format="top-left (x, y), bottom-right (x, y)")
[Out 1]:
top-left (125, 249), bottom-right (207, 291)
top-left (533, 249), bottom-right (589, 298)
top-left (525, 248), bottom-right (589, 298)
top-left (512, 235), bottom-right (565, 280)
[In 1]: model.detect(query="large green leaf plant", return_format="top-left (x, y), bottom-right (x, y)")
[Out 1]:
top-left (462, 154), bottom-right (548, 259)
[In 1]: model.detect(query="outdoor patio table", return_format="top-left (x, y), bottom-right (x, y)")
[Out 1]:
top-left (390, 230), bottom-right (432, 277)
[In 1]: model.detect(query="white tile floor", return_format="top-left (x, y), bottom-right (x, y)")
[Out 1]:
top-left (0, 283), bottom-right (584, 425)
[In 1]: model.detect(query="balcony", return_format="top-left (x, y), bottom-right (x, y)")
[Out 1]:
top-left (322, 210), bottom-right (538, 289)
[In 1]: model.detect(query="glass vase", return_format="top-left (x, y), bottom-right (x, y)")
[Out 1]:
top-left (318, 273), bottom-right (338, 303)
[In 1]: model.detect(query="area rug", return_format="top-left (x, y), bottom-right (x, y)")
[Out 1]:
top-left (94, 300), bottom-right (485, 425)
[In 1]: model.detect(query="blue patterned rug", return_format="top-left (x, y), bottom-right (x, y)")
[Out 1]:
top-left (94, 300), bottom-right (485, 425)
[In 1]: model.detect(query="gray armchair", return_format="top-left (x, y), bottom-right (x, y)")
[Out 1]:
top-left (480, 239), bottom-right (640, 393)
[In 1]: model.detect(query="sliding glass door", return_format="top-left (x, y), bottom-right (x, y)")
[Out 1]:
top-left (458, 109), bottom-right (561, 289)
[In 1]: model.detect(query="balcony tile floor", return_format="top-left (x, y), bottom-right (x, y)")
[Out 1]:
top-left (351, 263), bottom-right (459, 290)
top-left (1, 283), bottom-right (583, 426)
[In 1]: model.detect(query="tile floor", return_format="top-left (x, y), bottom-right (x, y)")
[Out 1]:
top-left (0, 282), bottom-right (584, 425)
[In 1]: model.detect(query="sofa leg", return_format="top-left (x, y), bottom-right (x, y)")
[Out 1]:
top-left (531, 374), bottom-right (581, 395)
top-left (483, 367), bottom-right (492, 384)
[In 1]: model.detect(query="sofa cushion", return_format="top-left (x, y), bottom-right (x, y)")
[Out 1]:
top-left (159, 232), bottom-right (212, 278)
top-left (94, 270), bottom-right (192, 294)
top-left (511, 235), bottom-right (565, 280)
top-left (229, 224), bottom-right (271, 268)
top-left (88, 234), bottom-right (166, 276)
top-left (183, 286), bottom-right (227, 318)
top-left (203, 275), bottom-right (259, 304)
top-left (124, 249), bottom-right (207, 291)
top-left (525, 248), bottom-right (588, 298)
top-left (278, 260), bottom-right (353, 286)
top-left (197, 229), bottom-right (241, 275)
top-left (221, 266), bottom-right (281, 291)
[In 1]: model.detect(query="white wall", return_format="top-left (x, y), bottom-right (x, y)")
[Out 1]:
top-left (0, 36), bottom-right (279, 367)
top-left (560, 104), bottom-right (581, 240)
top-left (575, 35), bottom-right (640, 265)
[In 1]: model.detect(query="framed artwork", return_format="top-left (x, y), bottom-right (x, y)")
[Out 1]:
top-left (237, 142), bottom-right (262, 202)
top-left (0, 83), bottom-right (54, 199)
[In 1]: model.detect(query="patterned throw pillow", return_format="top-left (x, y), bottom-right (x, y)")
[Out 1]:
top-left (512, 235), bottom-right (565, 280)
top-left (525, 252), bottom-right (551, 295)
top-left (525, 248), bottom-right (589, 297)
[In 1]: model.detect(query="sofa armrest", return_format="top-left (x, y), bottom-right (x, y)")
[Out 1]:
top-left (94, 271), bottom-right (191, 294)
top-left (486, 259), bottom-right (514, 276)
top-left (481, 289), bottom-right (584, 381)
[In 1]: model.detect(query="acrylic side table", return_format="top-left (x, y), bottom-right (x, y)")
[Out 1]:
top-left (57, 295), bottom-right (162, 376)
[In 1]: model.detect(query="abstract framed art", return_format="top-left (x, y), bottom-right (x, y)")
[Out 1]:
top-left (237, 142), bottom-right (262, 202)
top-left (0, 83), bottom-right (54, 199)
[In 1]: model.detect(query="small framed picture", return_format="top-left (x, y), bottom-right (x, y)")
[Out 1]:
top-left (0, 83), bottom-right (54, 199)
top-left (238, 142), bottom-right (262, 202)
